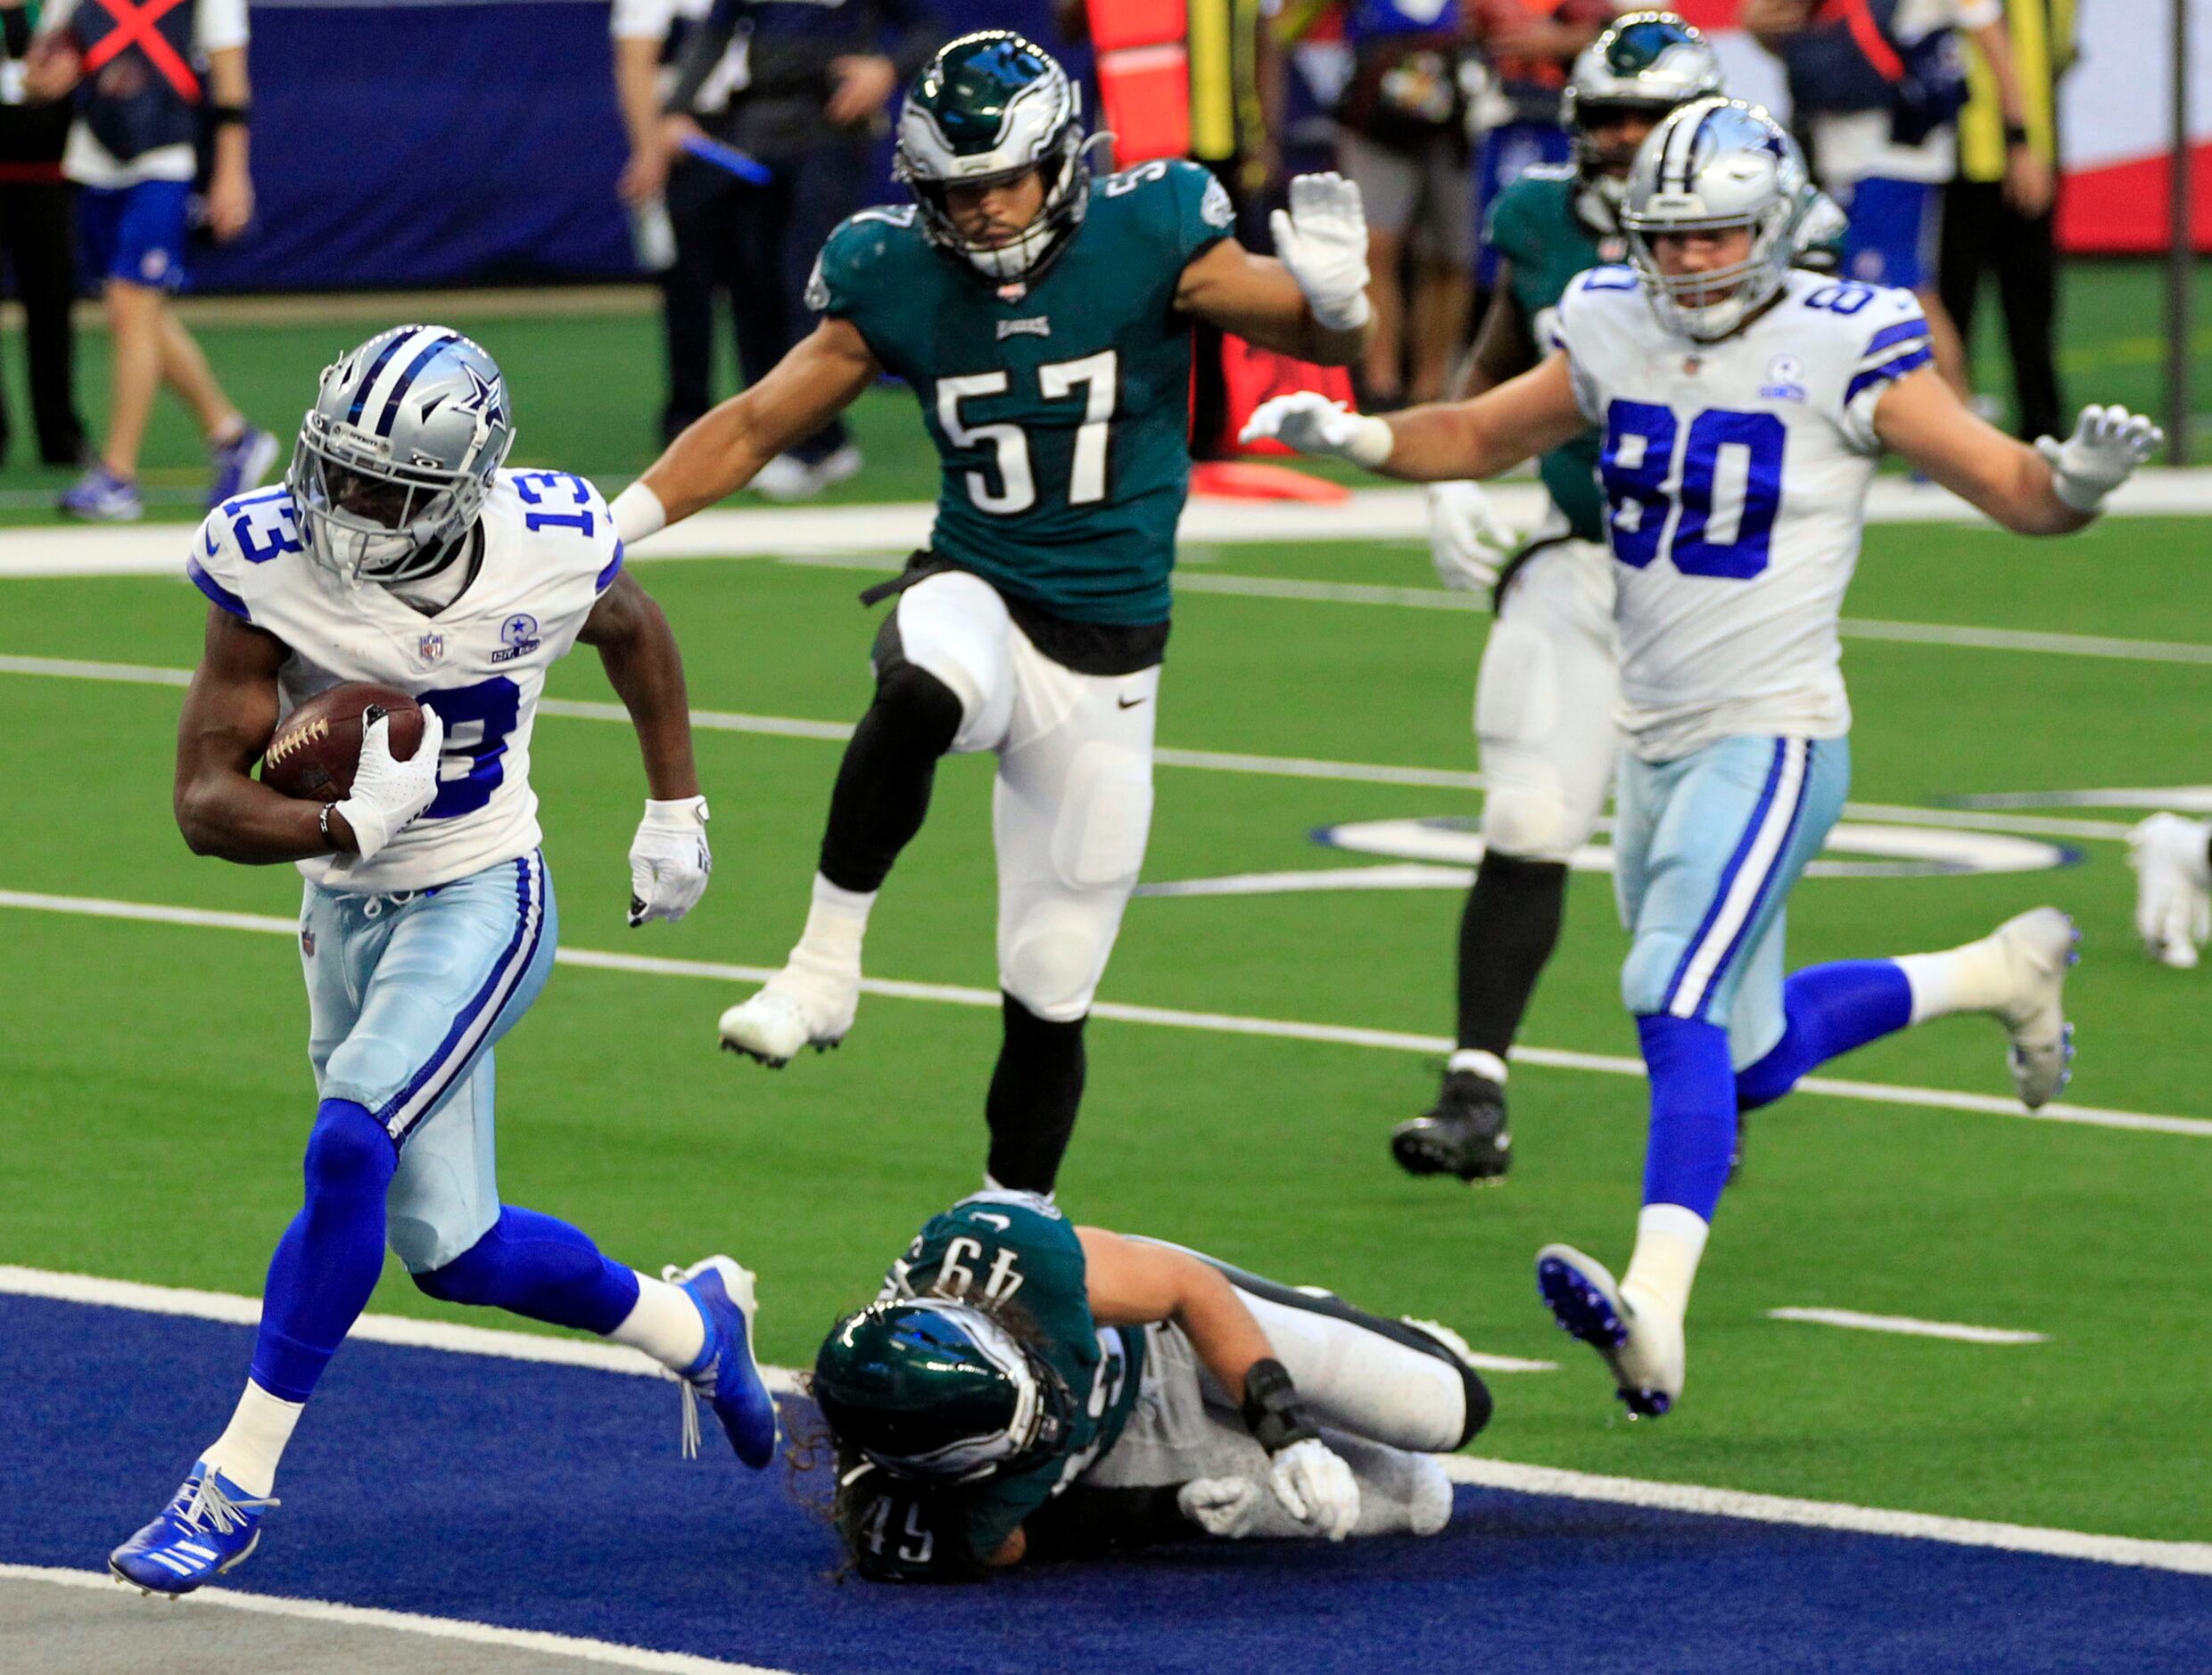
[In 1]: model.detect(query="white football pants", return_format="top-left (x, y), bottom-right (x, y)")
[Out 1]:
top-left (888, 570), bottom-right (1159, 1023)
top-left (1474, 538), bottom-right (1622, 863)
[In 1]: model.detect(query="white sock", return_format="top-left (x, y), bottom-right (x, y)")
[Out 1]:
top-left (201, 1381), bottom-right (304, 1498)
top-left (1621, 1203), bottom-right (1711, 1328)
top-left (1446, 1049), bottom-right (1508, 1084)
top-left (608, 1272), bottom-right (708, 1373)
top-left (982, 1173), bottom-right (1052, 1203)
top-left (1894, 939), bottom-right (2011, 1023)
top-left (793, 873), bottom-right (875, 967)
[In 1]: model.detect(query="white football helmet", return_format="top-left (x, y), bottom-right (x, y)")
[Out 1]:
top-left (1621, 98), bottom-right (1810, 343)
top-left (288, 325), bottom-right (515, 584)
top-left (894, 31), bottom-right (1091, 284)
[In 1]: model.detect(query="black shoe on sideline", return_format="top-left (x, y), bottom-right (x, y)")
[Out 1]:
top-left (1391, 1070), bottom-right (1511, 1183)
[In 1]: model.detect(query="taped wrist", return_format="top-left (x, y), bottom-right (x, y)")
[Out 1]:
top-left (1240, 1357), bottom-right (1319, 1454)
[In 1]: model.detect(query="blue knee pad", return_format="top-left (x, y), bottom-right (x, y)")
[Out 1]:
top-left (251, 1099), bottom-right (398, 1403)
top-left (414, 1207), bottom-right (640, 1336)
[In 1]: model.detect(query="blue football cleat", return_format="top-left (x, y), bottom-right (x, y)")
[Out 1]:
top-left (58, 462), bottom-right (142, 522)
top-left (207, 425), bottom-right (280, 509)
top-left (667, 1256), bottom-right (779, 1468)
top-left (109, 1462), bottom-right (277, 1596)
top-left (1536, 1244), bottom-right (1683, 1419)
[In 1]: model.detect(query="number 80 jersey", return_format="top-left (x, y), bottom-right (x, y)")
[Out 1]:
top-left (1555, 267), bottom-right (1934, 763)
top-left (186, 469), bottom-right (624, 894)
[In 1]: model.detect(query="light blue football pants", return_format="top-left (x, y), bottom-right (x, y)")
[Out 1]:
top-left (301, 849), bottom-right (556, 1273)
top-left (1614, 736), bottom-right (1852, 1069)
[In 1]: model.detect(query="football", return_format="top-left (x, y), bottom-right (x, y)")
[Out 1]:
top-left (260, 682), bottom-right (425, 801)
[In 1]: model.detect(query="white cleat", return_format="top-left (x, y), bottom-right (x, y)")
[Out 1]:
top-left (2128, 813), bottom-right (2211, 970)
top-left (718, 951), bottom-right (860, 1068)
top-left (1983, 907), bottom-right (2080, 1110)
top-left (1534, 1244), bottom-right (1685, 1419)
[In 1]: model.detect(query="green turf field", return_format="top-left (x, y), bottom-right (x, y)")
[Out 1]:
top-left (3, 499), bottom-right (2210, 1547)
top-left (2, 256), bottom-right (2208, 521)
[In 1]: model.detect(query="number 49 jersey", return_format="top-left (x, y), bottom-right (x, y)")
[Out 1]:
top-left (1556, 267), bottom-right (1933, 762)
top-left (185, 469), bottom-right (624, 895)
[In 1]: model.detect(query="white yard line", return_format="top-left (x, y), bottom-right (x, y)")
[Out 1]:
top-left (3, 887), bottom-right (2208, 1140)
top-left (1765, 1307), bottom-right (2048, 1344)
top-left (4, 1267), bottom-right (2204, 1578)
top-left (0, 1564), bottom-right (795, 1675)
top-left (0, 655), bottom-right (2147, 842)
top-left (1435, 1460), bottom-right (2212, 1577)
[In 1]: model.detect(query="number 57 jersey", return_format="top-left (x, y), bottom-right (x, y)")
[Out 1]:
top-left (1555, 267), bottom-right (1934, 763)
top-left (186, 469), bottom-right (625, 895)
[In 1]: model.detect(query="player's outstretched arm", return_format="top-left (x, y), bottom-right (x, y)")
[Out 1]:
top-left (1874, 371), bottom-right (2162, 535)
top-left (1242, 351), bottom-right (1589, 483)
top-left (1175, 173), bottom-right (1374, 367)
top-left (614, 318), bottom-right (882, 539)
top-left (577, 571), bottom-right (712, 925)
top-left (173, 608), bottom-right (349, 863)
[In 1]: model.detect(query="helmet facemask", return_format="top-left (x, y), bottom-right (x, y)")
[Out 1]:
top-left (897, 128), bottom-right (1090, 285)
top-left (1622, 99), bottom-right (1807, 342)
top-left (289, 416), bottom-right (493, 586)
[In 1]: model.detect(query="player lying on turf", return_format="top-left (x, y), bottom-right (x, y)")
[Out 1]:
top-left (609, 31), bottom-right (1372, 1198)
top-left (808, 1191), bottom-right (1493, 1579)
top-left (1243, 100), bottom-right (2160, 1420)
top-left (111, 328), bottom-right (775, 1597)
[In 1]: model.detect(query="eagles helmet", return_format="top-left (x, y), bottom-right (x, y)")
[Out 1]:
top-left (894, 31), bottom-right (1090, 284)
top-left (1622, 98), bottom-right (1810, 343)
top-left (287, 325), bottom-right (516, 585)
top-left (1563, 12), bottom-right (1725, 206)
top-left (813, 1299), bottom-right (1074, 1483)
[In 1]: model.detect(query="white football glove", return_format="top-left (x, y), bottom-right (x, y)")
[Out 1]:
top-left (627, 795), bottom-right (712, 926)
top-left (333, 704), bottom-right (444, 864)
top-left (2034, 405), bottom-right (2163, 514)
top-left (1176, 1476), bottom-right (1267, 1539)
top-left (1240, 392), bottom-right (1394, 468)
top-left (1267, 1437), bottom-right (1360, 1541)
top-left (1427, 480), bottom-right (1517, 594)
top-left (1270, 171), bottom-right (1372, 332)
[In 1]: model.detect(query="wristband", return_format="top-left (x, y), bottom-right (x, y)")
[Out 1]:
top-left (1342, 414), bottom-right (1395, 470)
top-left (318, 802), bottom-right (339, 850)
top-left (611, 480), bottom-right (667, 543)
top-left (1240, 1357), bottom-right (1320, 1455)
top-left (2003, 122), bottom-right (2030, 146)
top-left (208, 103), bottom-right (250, 130)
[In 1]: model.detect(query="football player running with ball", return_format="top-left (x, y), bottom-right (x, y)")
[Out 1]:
top-left (811, 1191), bottom-right (1493, 1580)
top-left (1398, 12), bottom-right (1726, 1186)
top-left (1245, 101), bottom-right (2160, 1419)
top-left (111, 328), bottom-right (775, 1597)
top-left (611, 31), bottom-right (1373, 1197)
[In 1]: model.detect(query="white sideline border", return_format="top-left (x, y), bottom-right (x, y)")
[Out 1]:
top-left (0, 1564), bottom-right (793, 1675)
top-left (0, 654), bottom-right (2150, 846)
top-left (1767, 1307), bottom-right (2047, 1345)
top-left (4, 1267), bottom-right (2206, 1580)
top-left (4, 886), bottom-right (2209, 1141)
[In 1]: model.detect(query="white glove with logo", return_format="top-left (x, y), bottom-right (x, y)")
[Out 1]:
top-left (1240, 392), bottom-right (1394, 468)
top-left (2035, 405), bottom-right (2163, 514)
top-left (1267, 1437), bottom-right (1361, 1541)
top-left (628, 795), bottom-right (712, 926)
top-left (1427, 480), bottom-right (1517, 594)
top-left (334, 705), bottom-right (445, 864)
top-left (1176, 1476), bottom-right (1267, 1539)
top-left (1270, 171), bottom-right (1373, 332)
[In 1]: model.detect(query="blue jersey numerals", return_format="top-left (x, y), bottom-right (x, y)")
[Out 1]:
top-left (1599, 402), bottom-right (1787, 581)
top-left (226, 490), bottom-right (304, 565)
top-left (417, 675), bottom-right (521, 819)
top-left (513, 470), bottom-right (597, 537)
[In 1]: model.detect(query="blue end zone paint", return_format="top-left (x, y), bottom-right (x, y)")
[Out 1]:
top-left (7, 1295), bottom-right (2205, 1675)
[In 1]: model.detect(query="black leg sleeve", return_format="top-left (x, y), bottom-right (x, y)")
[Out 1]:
top-left (816, 633), bottom-right (964, 895)
top-left (1454, 850), bottom-right (1570, 1058)
top-left (984, 994), bottom-right (1086, 1195)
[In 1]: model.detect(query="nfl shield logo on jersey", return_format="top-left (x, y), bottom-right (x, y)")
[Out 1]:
top-left (417, 631), bottom-right (445, 664)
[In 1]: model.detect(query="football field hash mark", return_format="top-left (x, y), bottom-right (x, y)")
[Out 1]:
top-left (1765, 1308), bottom-right (2049, 1345)
top-left (4, 887), bottom-right (2210, 1142)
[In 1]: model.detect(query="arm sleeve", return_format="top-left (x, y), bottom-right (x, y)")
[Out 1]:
top-left (664, 0), bottom-right (739, 115)
top-left (194, 0), bottom-right (251, 55)
top-left (1838, 292), bottom-right (1934, 453)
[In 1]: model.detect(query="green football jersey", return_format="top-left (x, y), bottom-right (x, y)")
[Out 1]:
top-left (845, 1192), bottom-right (1145, 1579)
top-left (809, 160), bottom-right (1235, 626)
top-left (1482, 164), bottom-right (1616, 544)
